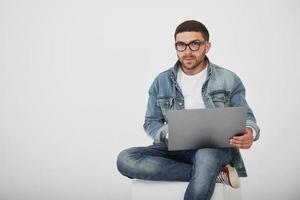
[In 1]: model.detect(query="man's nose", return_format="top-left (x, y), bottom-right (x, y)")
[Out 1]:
top-left (183, 47), bottom-right (193, 54)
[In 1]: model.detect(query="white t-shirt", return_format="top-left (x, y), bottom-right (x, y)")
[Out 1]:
top-left (177, 66), bottom-right (207, 109)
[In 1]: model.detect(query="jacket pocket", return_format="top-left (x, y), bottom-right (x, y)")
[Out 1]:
top-left (156, 98), bottom-right (173, 120)
top-left (209, 90), bottom-right (230, 108)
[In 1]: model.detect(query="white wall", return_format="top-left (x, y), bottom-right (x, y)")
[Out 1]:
top-left (1, 0), bottom-right (299, 199)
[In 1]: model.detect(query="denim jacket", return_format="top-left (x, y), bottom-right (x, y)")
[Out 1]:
top-left (143, 58), bottom-right (260, 177)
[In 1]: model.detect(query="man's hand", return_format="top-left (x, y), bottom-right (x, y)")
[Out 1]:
top-left (230, 127), bottom-right (253, 149)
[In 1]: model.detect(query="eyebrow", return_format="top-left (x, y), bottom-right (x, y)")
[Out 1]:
top-left (175, 39), bottom-right (202, 44)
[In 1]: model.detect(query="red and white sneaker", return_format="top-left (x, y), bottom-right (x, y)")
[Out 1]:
top-left (216, 164), bottom-right (240, 189)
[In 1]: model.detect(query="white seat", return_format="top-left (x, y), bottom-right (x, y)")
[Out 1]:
top-left (132, 179), bottom-right (242, 200)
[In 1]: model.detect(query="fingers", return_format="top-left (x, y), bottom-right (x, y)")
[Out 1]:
top-left (233, 128), bottom-right (253, 140)
top-left (230, 142), bottom-right (252, 149)
top-left (229, 128), bottom-right (254, 149)
top-left (230, 138), bottom-right (253, 145)
top-left (230, 138), bottom-right (253, 149)
top-left (232, 134), bottom-right (251, 141)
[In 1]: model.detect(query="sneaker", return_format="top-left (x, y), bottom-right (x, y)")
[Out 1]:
top-left (216, 164), bottom-right (240, 189)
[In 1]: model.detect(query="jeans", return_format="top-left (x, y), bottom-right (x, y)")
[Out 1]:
top-left (117, 143), bottom-right (234, 200)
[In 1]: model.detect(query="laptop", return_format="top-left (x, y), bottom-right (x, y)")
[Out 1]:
top-left (166, 107), bottom-right (247, 151)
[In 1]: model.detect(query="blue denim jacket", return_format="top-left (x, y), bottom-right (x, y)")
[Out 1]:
top-left (143, 58), bottom-right (260, 177)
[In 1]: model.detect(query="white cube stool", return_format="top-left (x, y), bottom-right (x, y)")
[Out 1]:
top-left (132, 179), bottom-right (242, 200)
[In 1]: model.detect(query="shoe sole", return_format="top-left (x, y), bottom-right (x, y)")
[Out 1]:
top-left (227, 165), bottom-right (241, 189)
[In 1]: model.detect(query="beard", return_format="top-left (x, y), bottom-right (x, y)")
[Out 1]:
top-left (181, 55), bottom-right (204, 70)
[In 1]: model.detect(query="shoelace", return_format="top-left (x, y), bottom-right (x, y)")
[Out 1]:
top-left (216, 171), bottom-right (230, 185)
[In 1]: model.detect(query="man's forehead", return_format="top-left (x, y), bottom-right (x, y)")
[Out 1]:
top-left (175, 31), bottom-right (205, 42)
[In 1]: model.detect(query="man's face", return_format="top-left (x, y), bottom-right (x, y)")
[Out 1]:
top-left (175, 31), bottom-right (211, 74)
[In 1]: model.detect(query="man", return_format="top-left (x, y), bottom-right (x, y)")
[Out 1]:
top-left (117, 20), bottom-right (260, 200)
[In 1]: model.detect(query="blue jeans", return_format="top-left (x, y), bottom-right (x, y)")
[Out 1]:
top-left (117, 143), bottom-right (234, 200)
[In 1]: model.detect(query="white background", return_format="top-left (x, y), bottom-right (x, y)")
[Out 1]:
top-left (1, 0), bottom-right (300, 199)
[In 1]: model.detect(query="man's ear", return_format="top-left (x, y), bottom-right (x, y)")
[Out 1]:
top-left (205, 42), bottom-right (211, 53)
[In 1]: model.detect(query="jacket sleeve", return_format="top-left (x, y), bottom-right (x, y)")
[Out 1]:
top-left (230, 75), bottom-right (260, 141)
top-left (143, 78), bottom-right (168, 144)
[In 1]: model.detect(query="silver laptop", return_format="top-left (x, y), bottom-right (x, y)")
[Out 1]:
top-left (166, 107), bottom-right (247, 151)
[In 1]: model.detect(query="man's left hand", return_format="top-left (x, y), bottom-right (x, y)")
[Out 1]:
top-left (230, 127), bottom-right (253, 149)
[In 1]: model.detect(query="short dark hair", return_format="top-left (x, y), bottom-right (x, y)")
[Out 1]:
top-left (174, 20), bottom-right (209, 41)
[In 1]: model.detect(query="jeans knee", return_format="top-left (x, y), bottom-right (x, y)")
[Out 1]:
top-left (116, 147), bottom-right (139, 177)
top-left (116, 149), bottom-right (130, 173)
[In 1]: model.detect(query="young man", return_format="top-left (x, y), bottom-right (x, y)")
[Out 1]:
top-left (117, 20), bottom-right (260, 200)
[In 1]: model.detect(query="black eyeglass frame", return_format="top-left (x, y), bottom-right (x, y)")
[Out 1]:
top-left (175, 40), bottom-right (207, 52)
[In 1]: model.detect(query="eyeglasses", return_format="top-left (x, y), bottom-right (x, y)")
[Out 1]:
top-left (175, 40), bottom-right (207, 52)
